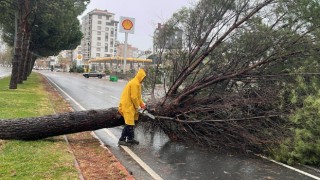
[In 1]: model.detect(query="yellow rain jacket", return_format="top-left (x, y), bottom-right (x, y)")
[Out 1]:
top-left (118, 69), bottom-right (146, 125)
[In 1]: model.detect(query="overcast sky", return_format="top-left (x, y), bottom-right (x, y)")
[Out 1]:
top-left (79, 0), bottom-right (195, 51)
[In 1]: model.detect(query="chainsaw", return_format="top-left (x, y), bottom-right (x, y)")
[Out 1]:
top-left (138, 108), bottom-right (155, 119)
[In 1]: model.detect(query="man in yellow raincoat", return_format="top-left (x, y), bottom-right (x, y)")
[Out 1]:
top-left (118, 68), bottom-right (146, 146)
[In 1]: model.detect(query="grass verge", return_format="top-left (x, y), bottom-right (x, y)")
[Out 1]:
top-left (0, 73), bottom-right (78, 179)
top-left (0, 72), bottom-right (133, 179)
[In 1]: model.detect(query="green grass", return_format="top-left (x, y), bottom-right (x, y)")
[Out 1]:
top-left (0, 73), bottom-right (78, 179)
top-left (0, 74), bottom-right (52, 119)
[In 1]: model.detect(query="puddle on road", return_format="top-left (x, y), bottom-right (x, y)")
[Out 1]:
top-left (130, 126), bottom-right (315, 180)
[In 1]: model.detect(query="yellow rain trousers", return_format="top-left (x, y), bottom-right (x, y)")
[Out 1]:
top-left (118, 69), bottom-right (146, 125)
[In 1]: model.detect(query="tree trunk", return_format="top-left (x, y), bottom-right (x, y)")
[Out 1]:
top-left (25, 51), bottom-right (32, 78)
top-left (28, 55), bottom-right (36, 76)
top-left (20, 32), bottom-right (31, 81)
top-left (0, 108), bottom-right (125, 140)
top-left (18, 0), bottom-right (30, 83)
top-left (18, 32), bottom-right (28, 83)
top-left (9, 55), bottom-right (20, 89)
top-left (9, 1), bottom-right (23, 89)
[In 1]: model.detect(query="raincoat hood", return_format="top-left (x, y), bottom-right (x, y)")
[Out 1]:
top-left (135, 68), bottom-right (146, 82)
top-left (118, 68), bottom-right (146, 125)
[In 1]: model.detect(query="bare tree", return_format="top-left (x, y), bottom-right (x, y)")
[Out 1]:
top-left (147, 0), bottom-right (320, 152)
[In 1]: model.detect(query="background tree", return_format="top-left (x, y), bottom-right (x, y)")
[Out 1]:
top-left (57, 54), bottom-right (71, 71)
top-left (0, 0), bottom-right (89, 88)
top-left (0, 47), bottom-right (13, 66)
top-left (148, 0), bottom-right (320, 164)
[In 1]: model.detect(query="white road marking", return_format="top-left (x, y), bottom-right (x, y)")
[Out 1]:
top-left (46, 76), bottom-right (163, 180)
top-left (46, 77), bottom-right (86, 110)
top-left (96, 90), bottom-right (103, 94)
top-left (256, 154), bottom-right (320, 180)
top-left (110, 95), bottom-right (119, 100)
top-left (103, 129), bottom-right (163, 179)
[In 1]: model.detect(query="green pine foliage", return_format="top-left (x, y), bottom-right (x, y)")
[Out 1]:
top-left (272, 76), bottom-right (320, 166)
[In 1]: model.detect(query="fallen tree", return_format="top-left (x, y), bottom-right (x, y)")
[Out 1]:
top-left (1, 0), bottom-right (320, 165)
top-left (0, 108), bottom-right (123, 140)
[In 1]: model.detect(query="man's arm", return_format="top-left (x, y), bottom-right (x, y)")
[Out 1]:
top-left (130, 83), bottom-right (142, 109)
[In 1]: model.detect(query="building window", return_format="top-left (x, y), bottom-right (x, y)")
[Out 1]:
top-left (97, 42), bottom-right (101, 46)
top-left (105, 34), bottom-right (109, 41)
top-left (98, 26), bottom-right (101, 30)
top-left (97, 48), bottom-right (101, 51)
top-left (97, 37), bottom-right (101, 40)
top-left (98, 21), bottom-right (102, 24)
top-left (105, 27), bottom-right (109, 31)
top-left (97, 31), bottom-right (101, 35)
top-left (110, 39), bottom-right (114, 47)
top-left (105, 45), bottom-right (108, 51)
top-left (96, 53), bottom-right (100, 57)
top-left (98, 15), bottom-right (102, 19)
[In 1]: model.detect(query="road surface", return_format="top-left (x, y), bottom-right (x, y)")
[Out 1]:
top-left (36, 70), bottom-right (320, 180)
top-left (0, 66), bottom-right (11, 78)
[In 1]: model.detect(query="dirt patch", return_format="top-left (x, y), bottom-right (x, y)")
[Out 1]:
top-left (42, 75), bottom-right (134, 180)
top-left (67, 132), bottom-right (133, 179)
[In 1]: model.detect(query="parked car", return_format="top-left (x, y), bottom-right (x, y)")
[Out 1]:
top-left (82, 71), bottom-right (106, 79)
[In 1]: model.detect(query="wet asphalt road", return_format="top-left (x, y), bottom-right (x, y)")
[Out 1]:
top-left (32, 70), bottom-right (320, 180)
top-left (0, 66), bottom-right (11, 78)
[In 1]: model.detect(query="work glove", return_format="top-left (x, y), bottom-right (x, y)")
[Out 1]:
top-left (140, 103), bottom-right (146, 110)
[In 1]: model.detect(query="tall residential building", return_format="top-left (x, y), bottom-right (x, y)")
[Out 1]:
top-left (80, 9), bottom-right (119, 62)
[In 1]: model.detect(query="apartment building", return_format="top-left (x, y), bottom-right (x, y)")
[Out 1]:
top-left (80, 9), bottom-right (119, 62)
